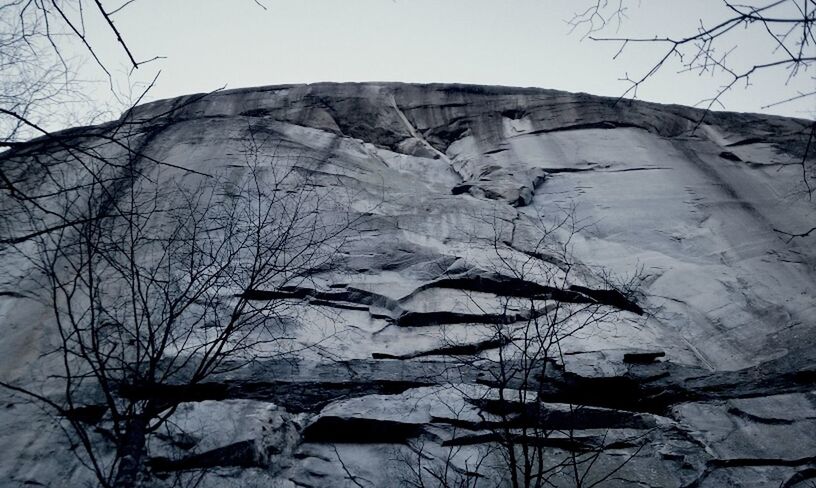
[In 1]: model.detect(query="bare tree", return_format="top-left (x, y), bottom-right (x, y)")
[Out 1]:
top-left (0, 0), bottom-right (262, 208)
top-left (0, 0), bottom-right (269, 146)
top-left (0, 0), bottom-right (203, 245)
top-left (0, 0), bottom-right (153, 146)
top-left (0, 5), bottom-right (351, 486)
top-left (569, 0), bottom-right (815, 114)
top-left (569, 0), bottom-right (816, 240)
top-left (0, 123), bottom-right (354, 487)
top-left (397, 207), bottom-right (647, 487)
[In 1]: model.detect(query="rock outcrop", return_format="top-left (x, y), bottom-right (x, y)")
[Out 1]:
top-left (0, 82), bottom-right (814, 487)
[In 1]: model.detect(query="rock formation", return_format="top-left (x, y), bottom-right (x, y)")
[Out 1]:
top-left (0, 82), bottom-right (814, 487)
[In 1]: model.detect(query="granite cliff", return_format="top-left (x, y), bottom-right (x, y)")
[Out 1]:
top-left (0, 83), bottom-right (814, 487)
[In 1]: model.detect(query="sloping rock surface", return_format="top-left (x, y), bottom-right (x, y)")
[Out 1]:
top-left (1, 82), bottom-right (814, 487)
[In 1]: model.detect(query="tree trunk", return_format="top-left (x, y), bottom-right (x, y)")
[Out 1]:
top-left (113, 414), bottom-right (149, 488)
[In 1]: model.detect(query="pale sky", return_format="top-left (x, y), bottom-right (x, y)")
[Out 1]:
top-left (71, 0), bottom-right (816, 119)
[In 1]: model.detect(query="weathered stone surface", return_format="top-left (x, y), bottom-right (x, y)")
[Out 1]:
top-left (1, 82), bottom-right (814, 487)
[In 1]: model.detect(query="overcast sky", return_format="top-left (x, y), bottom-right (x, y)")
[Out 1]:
top-left (75, 0), bottom-right (815, 119)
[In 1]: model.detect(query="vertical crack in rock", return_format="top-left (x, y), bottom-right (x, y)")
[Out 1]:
top-left (390, 95), bottom-right (453, 164)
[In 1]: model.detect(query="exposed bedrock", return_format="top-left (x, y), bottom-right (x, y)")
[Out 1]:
top-left (82, 353), bottom-right (812, 486)
top-left (1, 82), bottom-right (815, 487)
top-left (111, 350), bottom-right (815, 421)
top-left (239, 264), bottom-right (644, 328)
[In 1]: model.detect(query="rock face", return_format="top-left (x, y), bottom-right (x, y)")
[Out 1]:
top-left (0, 82), bottom-right (815, 487)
